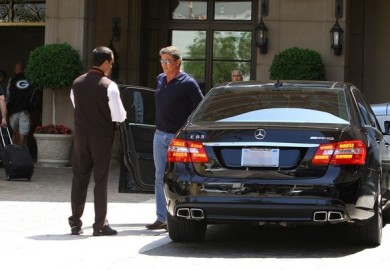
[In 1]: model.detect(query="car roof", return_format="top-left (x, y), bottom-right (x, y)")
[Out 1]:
top-left (218, 80), bottom-right (348, 90)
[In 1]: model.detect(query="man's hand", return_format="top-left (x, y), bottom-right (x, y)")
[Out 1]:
top-left (1, 117), bottom-right (7, 128)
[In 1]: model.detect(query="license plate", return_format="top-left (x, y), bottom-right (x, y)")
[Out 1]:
top-left (241, 148), bottom-right (279, 167)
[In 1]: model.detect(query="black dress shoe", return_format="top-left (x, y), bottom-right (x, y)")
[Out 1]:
top-left (93, 225), bottom-right (118, 236)
top-left (71, 226), bottom-right (83, 235)
top-left (145, 220), bottom-right (167, 230)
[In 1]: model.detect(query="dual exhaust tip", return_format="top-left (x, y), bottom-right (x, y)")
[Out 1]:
top-left (176, 208), bottom-right (205, 220)
top-left (313, 211), bottom-right (344, 222)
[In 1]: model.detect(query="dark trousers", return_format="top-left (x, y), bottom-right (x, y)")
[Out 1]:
top-left (68, 132), bottom-right (114, 231)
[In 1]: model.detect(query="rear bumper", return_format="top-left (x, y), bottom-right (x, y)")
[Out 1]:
top-left (164, 162), bottom-right (381, 225)
top-left (165, 186), bottom-right (376, 225)
top-left (168, 194), bottom-right (373, 223)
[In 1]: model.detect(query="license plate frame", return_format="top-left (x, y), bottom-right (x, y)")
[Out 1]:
top-left (241, 148), bottom-right (279, 167)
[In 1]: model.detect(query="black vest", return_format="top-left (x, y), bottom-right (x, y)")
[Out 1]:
top-left (72, 69), bottom-right (115, 137)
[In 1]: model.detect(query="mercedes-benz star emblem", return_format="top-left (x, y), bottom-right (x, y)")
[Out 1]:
top-left (254, 129), bottom-right (266, 140)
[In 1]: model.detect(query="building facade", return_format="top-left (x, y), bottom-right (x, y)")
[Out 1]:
top-left (1, 0), bottom-right (389, 130)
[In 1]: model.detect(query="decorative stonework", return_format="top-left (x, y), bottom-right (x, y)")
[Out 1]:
top-left (0, 1), bottom-right (46, 23)
top-left (34, 133), bottom-right (73, 167)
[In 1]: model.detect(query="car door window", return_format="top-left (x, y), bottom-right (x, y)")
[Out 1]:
top-left (119, 86), bottom-right (156, 192)
top-left (120, 87), bottom-right (155, 125)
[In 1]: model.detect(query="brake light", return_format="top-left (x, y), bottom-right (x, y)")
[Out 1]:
top-left (312, 140), bottom-right (366, 165)
top-left (167, 139), bottom-right (209, 163)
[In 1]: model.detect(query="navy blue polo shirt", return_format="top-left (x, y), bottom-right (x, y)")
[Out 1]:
top-left (155, 72), bottom-right (204, 133)
top-left (0, 85), bottom-right (5, 96)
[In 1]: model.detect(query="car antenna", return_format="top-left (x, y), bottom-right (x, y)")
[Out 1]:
top-left (274, 79), bottom-right (283, 90)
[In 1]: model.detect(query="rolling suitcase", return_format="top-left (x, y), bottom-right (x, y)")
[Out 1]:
top-left (0, 127), bottom-right (34, 181)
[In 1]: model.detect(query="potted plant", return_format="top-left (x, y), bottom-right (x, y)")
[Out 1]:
top-left (25, 43), bottom-right (83, 124)
top-left (25, 43), bottom-right (83, 166)
top-left (33, 124), bottom-right (74, 167)
top-left (269, 47), bottom-right (326, 80)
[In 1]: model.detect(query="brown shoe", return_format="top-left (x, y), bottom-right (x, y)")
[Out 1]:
top-left (146, 220), bottom-right (167, 230)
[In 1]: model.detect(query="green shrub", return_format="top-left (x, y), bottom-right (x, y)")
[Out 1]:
top-left (269, 47), bottom-right (326, 80)
top-left (25, 43), bottom-right (83, 89)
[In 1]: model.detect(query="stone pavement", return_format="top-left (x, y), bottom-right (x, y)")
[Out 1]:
top-left (3, 164), bottom-right (390, 270)
top-left (0, 163), bottom-right (173, 270)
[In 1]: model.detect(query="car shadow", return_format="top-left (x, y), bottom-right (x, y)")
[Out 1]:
top-left (143, 223), bottom-right (368, 259)
top-left (24, 222), bottom-right (373, 258)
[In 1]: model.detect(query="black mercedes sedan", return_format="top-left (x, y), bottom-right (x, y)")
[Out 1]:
top-left (163, 81), bottom-right (390, 246)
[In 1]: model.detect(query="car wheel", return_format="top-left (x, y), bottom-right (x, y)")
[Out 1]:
top-left (381, 170), bottom-right (390, 223)
top-left (348, 200), bottom-right (382, 246)
top-left (167, 212), bottom-right (207, 242)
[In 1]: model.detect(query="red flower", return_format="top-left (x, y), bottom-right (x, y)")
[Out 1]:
top-left (35, 124), bottom-right (72, 134)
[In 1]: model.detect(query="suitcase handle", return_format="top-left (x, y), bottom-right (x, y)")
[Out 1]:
top-left (0, 127), bottom-right (13, 146)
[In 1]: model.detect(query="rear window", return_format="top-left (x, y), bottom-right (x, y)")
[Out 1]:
top-left (191, 87), bottom-right (349, 124)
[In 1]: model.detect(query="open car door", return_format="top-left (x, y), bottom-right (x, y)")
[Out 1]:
top-left (118, 85), bottom-right (155, 193)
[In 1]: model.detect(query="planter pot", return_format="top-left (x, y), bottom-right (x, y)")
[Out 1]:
top-left (33, 133), bottom-right (74, 167)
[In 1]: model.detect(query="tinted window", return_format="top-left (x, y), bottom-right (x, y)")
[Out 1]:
top-left (120, 88), bottom-right (155, 125)
top-left (191, 87), bottom-right (349, 124)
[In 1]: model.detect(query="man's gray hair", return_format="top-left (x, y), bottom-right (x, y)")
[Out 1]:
top-left (159, 46), bottom-right (182, 60)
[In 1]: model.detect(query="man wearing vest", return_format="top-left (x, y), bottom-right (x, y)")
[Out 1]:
top-left (68, 46), bottom-right (127, 236)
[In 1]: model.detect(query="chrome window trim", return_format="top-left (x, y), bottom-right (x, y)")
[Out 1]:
top-left (203, 142), bottom-right (319, 147)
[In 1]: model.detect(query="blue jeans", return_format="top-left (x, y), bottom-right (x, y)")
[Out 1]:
top-left (153, 129), bottom-right (175, 223)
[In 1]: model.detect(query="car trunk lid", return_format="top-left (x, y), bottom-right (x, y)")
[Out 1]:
top-left (176, 123), bottom-right (349, 179)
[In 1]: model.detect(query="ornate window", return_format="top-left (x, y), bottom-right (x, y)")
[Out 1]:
top-left (0, 0), bottom-right (45, 23)
top-left (144, 0), bottom-right (257, 92)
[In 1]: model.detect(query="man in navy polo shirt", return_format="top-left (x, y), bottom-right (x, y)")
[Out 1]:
top-left (146, 46), bottom-right (204, 230)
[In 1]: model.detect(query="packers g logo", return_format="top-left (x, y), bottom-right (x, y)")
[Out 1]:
top-left (16, 80), bottom-right (29, 90)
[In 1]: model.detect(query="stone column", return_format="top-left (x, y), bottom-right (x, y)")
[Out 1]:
top-left (44, 0), bottom-right (87, 54)
top-left (42, 0), bottom-right (88, 127)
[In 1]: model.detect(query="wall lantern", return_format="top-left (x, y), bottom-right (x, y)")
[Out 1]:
top-left (330, 0), bottom-right (343, 56)
top-left (256, 17), bottom-right (268, 54)
top-left (330, 19), bottom-right (343, 56)
top-left (111, 17), bottom-right (121, 42)
top-left (256, 0), bottom-right (269, 54)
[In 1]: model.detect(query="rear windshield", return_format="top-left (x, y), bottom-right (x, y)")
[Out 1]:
top-left (191, 87), bottom-right (349, 124)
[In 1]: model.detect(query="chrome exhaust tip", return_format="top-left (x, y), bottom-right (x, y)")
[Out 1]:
top-left (190, 208), bottom-right (205, 220)
top-left (313, 211), bottom-right (328, 222)
top-left (328, 211), bottom-right (344, 221)
top-left (176, 208), bottom-right (191, 219)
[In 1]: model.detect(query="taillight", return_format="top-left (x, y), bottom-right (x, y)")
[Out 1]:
top-left (312, 140), bottom-right (366, 165)
top-left (167, 139), bottom-right (209, 163)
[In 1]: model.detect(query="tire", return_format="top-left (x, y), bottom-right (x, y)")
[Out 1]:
top-left (348, 201), bottom-right (382, 246)
top-left (167, 212), bottom-right (207, 242)
top-left (381, 170), bottom-right (390, 223)
top-left (383, 206), bottom-right (390, 223)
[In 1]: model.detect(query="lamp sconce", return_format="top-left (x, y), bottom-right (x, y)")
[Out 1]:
top-left (330, 19), bottom-right (343, 56)
top-left (256, 0), bottom-right (269, 54)
top-left (111, 17), bottom-right (121, 42)
top-left (330, 0), bottom-right (343, 56)
top-left (256, 17), bottom-right (268, 54)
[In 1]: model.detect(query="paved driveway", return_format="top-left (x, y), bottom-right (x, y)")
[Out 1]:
top-left (2, 164), bottom-right (390, 270)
